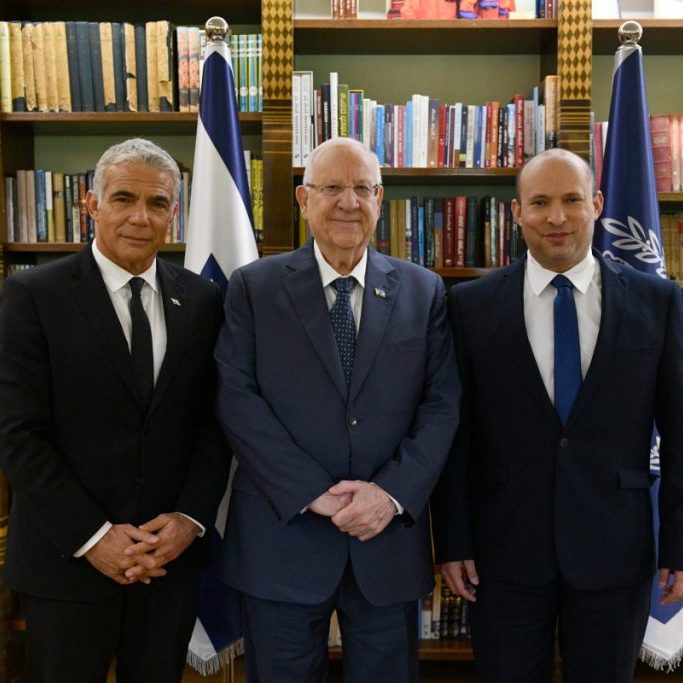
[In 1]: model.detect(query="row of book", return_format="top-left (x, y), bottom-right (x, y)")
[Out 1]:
top-left (0, 20), bottom-right (262, 114)
top-left (3, 155), bottom-right (264, 245)
top-left (593, 114), bottom-right (683, 195)
top-left (330, 0), bottom-right (359, 19)
top-left (387, 0), bottom-right (556, 19)
top-left (297, 194), bottom-right (525, 269)
top-left (292, 71), bottom-right (559, 169)
top-left (420, 575), bottom-right (470, 640)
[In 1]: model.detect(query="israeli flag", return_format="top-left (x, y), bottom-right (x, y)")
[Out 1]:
top-left (184, 27), bottom-right (258, 675)
top-left (594, 37), bottom-right (683, 672)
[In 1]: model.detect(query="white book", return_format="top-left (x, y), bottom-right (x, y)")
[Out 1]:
top-left (479, 104), bottom-right (487, 169)
top-left (411, 94), bottom-right (420, 168)
top-left (329, 71), bottom-right (338, 139)
top-left (300, 70), bottom-right (314, 164)
top-left (537, 104), bottom-right (546, 154)
top-left (453, 103), bottom-right (463, 169)
top-left (243, 150), bottom-right (252, 189)
top-left (419, 94), bottom-right (429, 169)
top-left (362, 97), bottom-right (374, 151)
top-left (45, 170), bottom-right (53, 240)
top-left (291, 71), bottom-right (302, 166)
top-left (466, 104), bottom-right (476, 168)
top-left (524, 99), bottom-right (535, 159)
top-left (0, 22), bottom-right (11, 112)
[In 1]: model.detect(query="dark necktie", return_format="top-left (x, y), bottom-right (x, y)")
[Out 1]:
top-left (552, 274), bottom-right (581, 426)
top-left (330, 277), bottom-right (356, 391)
top-left (129, 277), bottom-right (154, 408)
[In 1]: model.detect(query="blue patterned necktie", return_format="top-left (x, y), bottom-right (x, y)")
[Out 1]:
top-left (552, 274), bottom-right (582, 426)
top-left (129, 277), bottom-right (154, 408)
top-left (330, 277), bottom-right (356, 391)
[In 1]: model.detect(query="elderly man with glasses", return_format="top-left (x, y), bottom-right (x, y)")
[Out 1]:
top-left (215, 136), bottom-right (461, 683)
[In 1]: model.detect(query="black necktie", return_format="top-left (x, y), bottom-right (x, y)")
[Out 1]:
top-left (129, 277), bottom-right (154, 407)
top-left (330, 277), bottom-right (356, 391)
top-left (552, 274), bottom-right (582, 425)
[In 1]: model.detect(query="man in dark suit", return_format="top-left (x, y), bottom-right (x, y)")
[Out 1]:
top-left (432, 148), bottom-right (683, 682)
top-left (0, 138), bottom-right (229, 683)
top-left (215, 136), bottom-right (460, 682)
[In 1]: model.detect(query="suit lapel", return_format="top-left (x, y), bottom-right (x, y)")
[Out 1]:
top-left (283, 246), bottom-right (348, 400)
top-left (350, 250), bottom-right (398, 401)
top-left (151, 260), bottom-right (188, 411)
top-left (568, 253), bottom-right (627, 425)
top-left (69, 246), bottom-right (141, 405)
top-left (499, 258), bottom-right (559, 425)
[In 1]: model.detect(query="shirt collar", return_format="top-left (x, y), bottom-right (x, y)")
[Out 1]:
top-left (313, 240), bottom-right (367, 289)
top-left (526, 249), bottom-right (595, 297)
top-left (92, 239), bottom-right (159, 294)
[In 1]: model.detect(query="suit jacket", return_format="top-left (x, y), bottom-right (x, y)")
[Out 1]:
top-left (215, 243), bottom-right (460, 606)
top-left (432, 250), bottom-right (683, 590)
top-left (0, 246), bottom-right (230, 600)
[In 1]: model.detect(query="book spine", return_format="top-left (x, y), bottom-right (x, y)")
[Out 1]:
top-left (455, 195), bottom-right (467, 268)
top-left (43, 23), bottom-right (60, 111)
top-left (34, 169), bottom-right (47, 242)
top-left (156, 20), bottom-right (174, 112)
top-left (111, 23), bottom-right (126, 111)
top-left (9, 22), bottom-right (26, 111)
top-left (329, 71), bottom-right (339, 138)
top-left (443, 196), bottom-right (455, 268)
top-left (99, 23), bottom-right (117, 112)
top-left (88, 22), bottom-right (105, 112)
top-left (291, 71), bottom-right (302, 166)
top-left (145, 21), bottom-right (159, 112)
top-left (0, 22), bottom-right (12, 112)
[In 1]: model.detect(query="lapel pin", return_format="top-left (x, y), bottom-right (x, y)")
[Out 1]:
top-left (374, 287), bottom-right (388, 298)
top-left (170, 297), bottom-right (181, 307)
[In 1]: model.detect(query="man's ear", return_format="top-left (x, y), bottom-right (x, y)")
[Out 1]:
top-left (295, 185), bottom-right (309, 219)
top-left (85, 190), bottom-right (99, 220)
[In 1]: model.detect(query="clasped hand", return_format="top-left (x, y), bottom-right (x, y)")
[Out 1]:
top-left (309, 480), bottom-right (396, 542)
top-left (84, 513), bottom-right (200, 585)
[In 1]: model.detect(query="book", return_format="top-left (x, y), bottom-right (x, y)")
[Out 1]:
top-left (52, 172), bottom-right (66, 242)
top-left (88, 21), bottom-right (105, 112)
top-left (9, 21), bottom-right (25, 111)
top-left (176, 26), bottom-right (190, 112)
top-left (53, 22), bottom-right (72, 112)
top-left (5, 177), bottom-right (16, 241)
top-left (427, 98), bottom-right (440, 168)
top-left (75, 21), bottom-right (95, 112)
top-left (330, 71), bottom-right (339, 139)
top-left (34, 169), bottom-right (47, 242)
top-left (300, 71), bottom-right (314, 165)
top-left (188, 26), bottom-right (200, 112)
top-left (43, 22), bottom-right (59, 112)
top-left (45, 170), bottom-right (54, 242)
top-left (156, 20), bottom-right (174, 112)
top-left (651, 115), bottom-right (673, 193)
top-left (291, 71), bottom-right (302, 166)
top-left (32, 22), bottom-right (48, 112)
top-left (111, 23), bottom-right (126, 111)
top-left (21, 22), bottom-right (37, 112)
top-left (64, 22), bottom-right (81, 112)
top-left (0, 22), bottom-right (11, 112)
top-left (122, 23), bottom-right (136, 112)
top-left (454, 195), bottom-right (467, 267)
top-left (338, 83), bottom-right (349, 139)
top-left (16, 170), bottom-right (29, 242)
top-left (443, 196), bottom-right (455, 267)
top-left (145, 21), bottom-right (159, 112)
top-left (99, 23), bottom-right (117, 112)
top-left (134, 23), bottom-right (148, 112)
top-left (247, 33), bottom-right (259, 112)
top-left (465, 195), bottom-right (480, 266)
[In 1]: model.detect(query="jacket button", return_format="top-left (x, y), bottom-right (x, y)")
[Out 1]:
top-left (559, 437), bottom-right (569, 448)
top-left (347, 416), bottom-right (358, 427)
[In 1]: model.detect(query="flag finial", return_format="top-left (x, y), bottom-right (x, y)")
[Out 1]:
top-left (205, 16), bottom-right (230, 42)
top-left (618, 20), bottom-right (643, 46)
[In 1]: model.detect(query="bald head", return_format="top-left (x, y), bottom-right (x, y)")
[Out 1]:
top-left (303, 138), bottom-right (382, 187)
top-left (516, 148), bottom-right (595, 199)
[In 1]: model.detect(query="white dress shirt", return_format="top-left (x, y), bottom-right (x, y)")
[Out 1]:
top-left (74, 242), bottom-right (202, 558)
top-left (312, 241), bottom-right (404, 515)
top-left (524, 249), bottom-right (602, 405)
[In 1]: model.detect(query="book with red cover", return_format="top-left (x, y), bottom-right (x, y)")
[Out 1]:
top-left (443, 196), bottom-right (455, 268)
top-left (454, 196), bottom-right (467, 268)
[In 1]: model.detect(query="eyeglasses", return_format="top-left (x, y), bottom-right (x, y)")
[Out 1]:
top-left (305, 183), bottom-right (382, 199)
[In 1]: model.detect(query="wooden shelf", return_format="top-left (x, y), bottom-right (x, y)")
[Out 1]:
top-left (593, 19), bottom-right (683, 54)
top-left (3, 242), bottom-right (186, 253)
top-left (3, 0), bottom-right (260, 24)
top-left (0, 112), bottom-right (262, 136)
top-left (329, 638), bottom-right (473, 661)
top-left (294, 19), bottom-right (557, 54)
top-left (659, 192), bottom-right (683, 206)
top-left (293, 167), bottom-right (518, 186)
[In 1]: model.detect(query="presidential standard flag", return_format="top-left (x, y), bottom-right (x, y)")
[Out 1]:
top-left (594, 33), bottom-right (683, 672)
top-left (184, 21), bottom-right (258, 674)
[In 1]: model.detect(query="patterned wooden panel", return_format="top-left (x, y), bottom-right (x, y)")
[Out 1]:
top-left (558, 0), bottom-right (592, 159)
top-left (262, 0), bottom-right (293, 102)
top-left (262, 0), bottom-right (295, 252)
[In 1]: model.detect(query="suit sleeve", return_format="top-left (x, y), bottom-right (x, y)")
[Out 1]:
top-left (371, 275), bottom-right (462, 523)
top-left (655, 282), bottom-right (683, 572)
top-left (215, 269), bottom-right (336, 522)
top-left (174, 283), bottom-right (232, 531)
top-left (430, 284), bottom-right (474, 563)
top-left (0, 277), bottom-right (109, 556)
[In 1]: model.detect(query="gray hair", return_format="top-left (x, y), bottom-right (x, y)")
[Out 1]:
top-left (92, 138), bottom-right (181, 201)
top-left (516, 147), bottom-right (596, 197)
top-left (303, 137), bottom-right (382, 185)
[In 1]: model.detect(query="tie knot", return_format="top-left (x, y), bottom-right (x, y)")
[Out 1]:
top-left (334, 277), bottom-right (355, 296)
top-left (129, 277), bottom-right (145, 298)
top-left (552, 274), bottom-right (573, 291)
